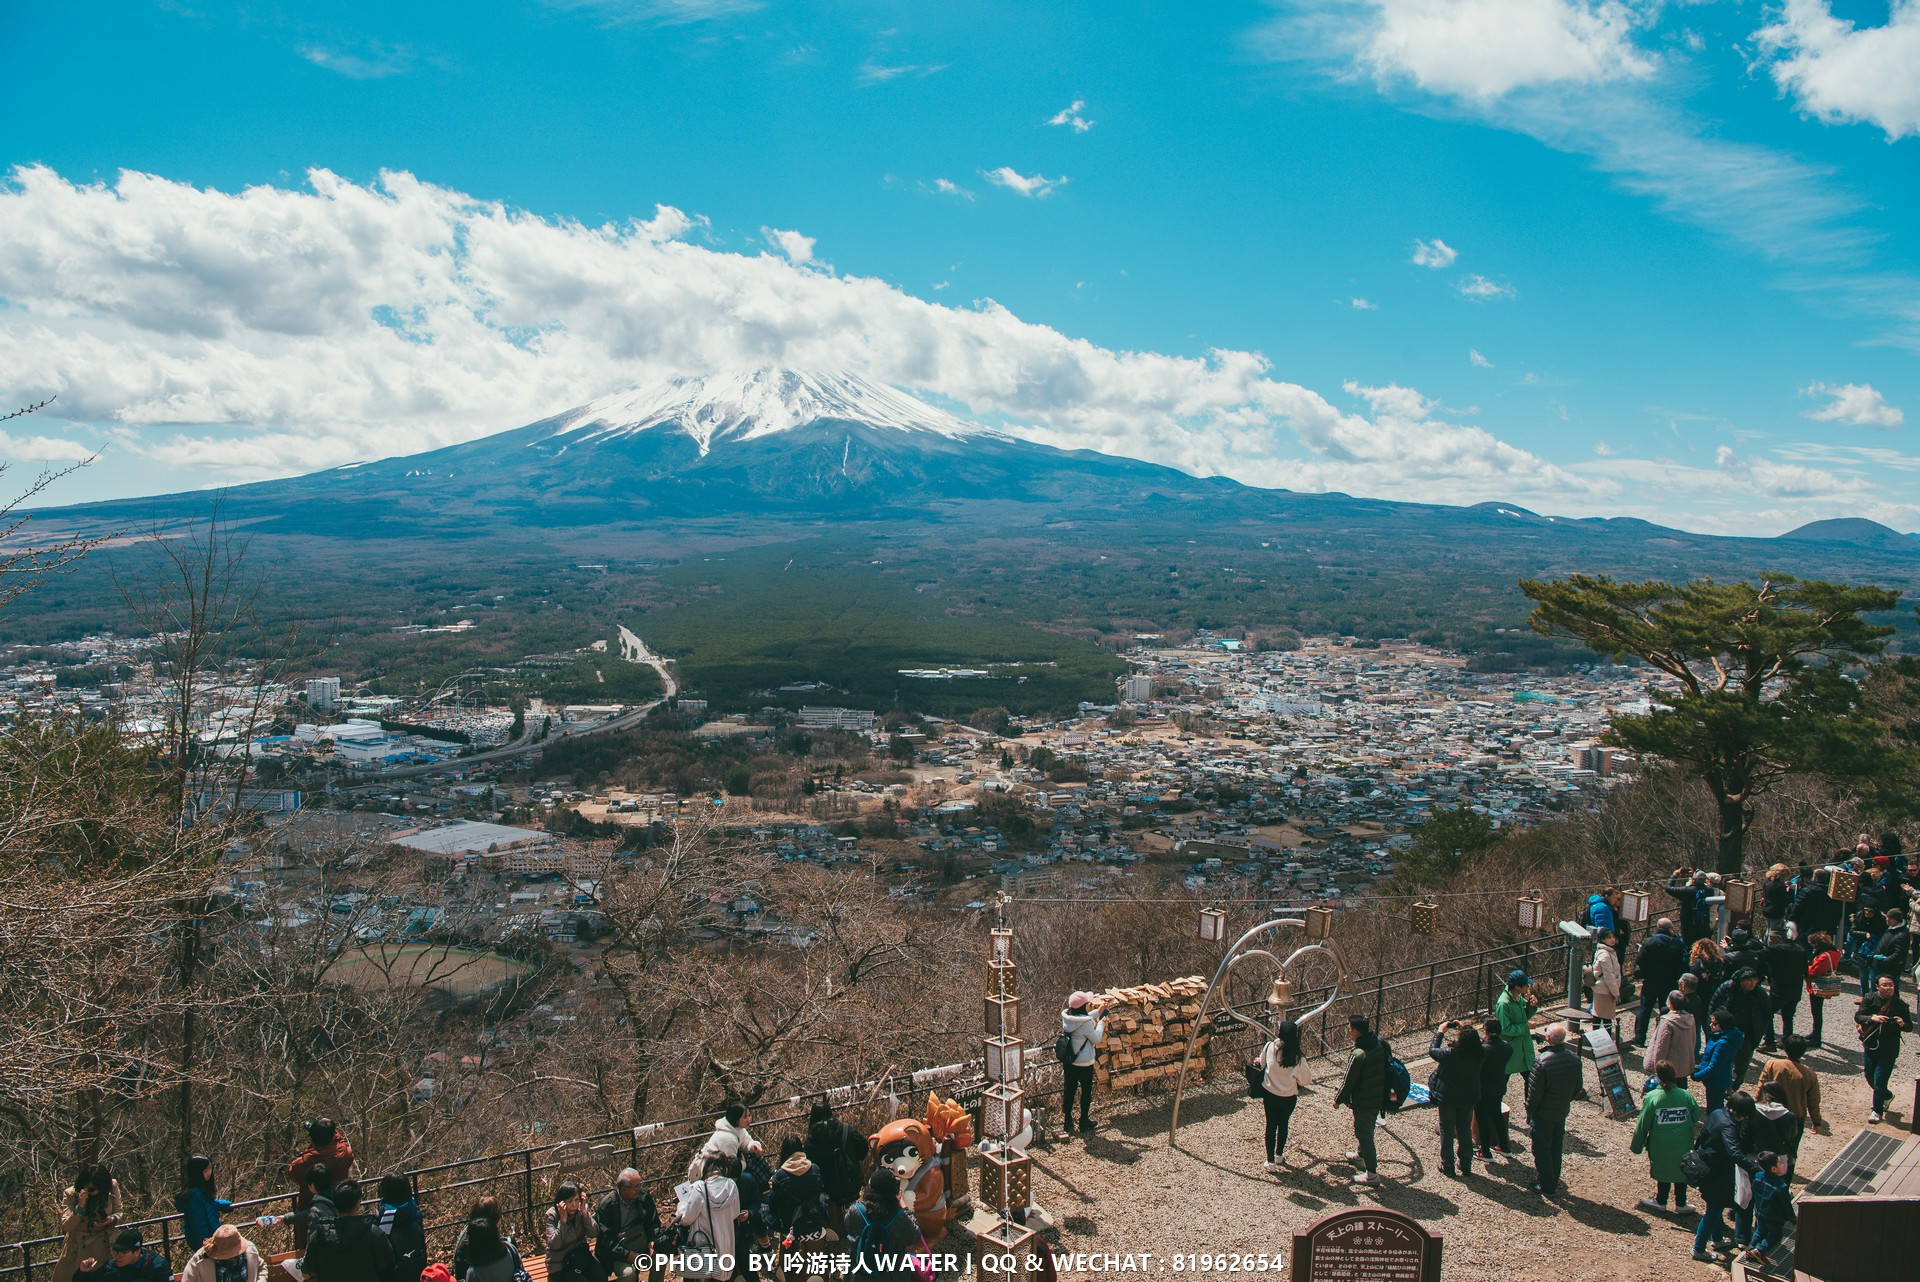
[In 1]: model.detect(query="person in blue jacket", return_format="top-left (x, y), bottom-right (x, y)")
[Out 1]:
top-left (173, 1156), bottom-right (231, 1253)
top-left (1692, 1011), bottom-right (1743, 1114)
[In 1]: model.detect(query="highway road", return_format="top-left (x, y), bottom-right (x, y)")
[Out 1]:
top-left (360, 628), bottom-right (677, 783)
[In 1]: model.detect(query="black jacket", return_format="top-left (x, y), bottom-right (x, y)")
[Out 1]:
top-left (1635, 931), bottom-right (1687, 996)
top-left (1789, 881), bottom-right (1844, 936)
top-left (767, 1158), bottom-right (829, 1237)
top-left (1427, 1032), bottom-right (1485, 1110)
top-left (804, 1118), bottom-right (870, 1208)
top-left (1666, 878), bottom-right (1715, 941)
top-left (1696, 1107), bottom-right (1761, 1204)
top-left (1761, 880), bottom-right (1792, 920)
top-left (1478, 1036), bottom-right (1512, 1097)
top-left (593, 1189), bottom-right (660, 1269)
top-left (1723, 934), bottom-right (1763, 978)
top-left (1856, 991), bottom-right (1914, 1054)
top-left (1763, 940), bottom-right (1810, 1005)
top-left (1335, 1033), bottom-right (1388, 1112)
top-left (1527, 1043), bottom-right (1583, 1123)
top-left (1711, 978), bottom-right (1771, 1042)
top-left (1872, 925), bottom-right (1912, 977)
top-left (305, 1213), bottom-right (397, 1282)
top-left (97, 1250), bottom-right (170, 1282)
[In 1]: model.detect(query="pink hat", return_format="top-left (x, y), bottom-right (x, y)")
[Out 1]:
top-left (1068, 991), bottom-right (1092, 1009)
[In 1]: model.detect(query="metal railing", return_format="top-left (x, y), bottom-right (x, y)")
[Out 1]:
top-left (0, 932), bottom-right (1572, 1280)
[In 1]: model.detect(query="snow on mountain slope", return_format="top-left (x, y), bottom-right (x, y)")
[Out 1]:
top-left (549, 369), bottom-right (999, 455)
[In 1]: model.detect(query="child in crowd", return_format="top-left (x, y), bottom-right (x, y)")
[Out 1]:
top-left (1743, 1151), bottom-right (1796, 1270)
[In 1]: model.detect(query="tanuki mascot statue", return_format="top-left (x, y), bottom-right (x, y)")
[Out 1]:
top-left (869, 1094), bottom-right (973, 1243)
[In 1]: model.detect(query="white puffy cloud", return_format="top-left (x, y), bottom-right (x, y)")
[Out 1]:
top-left (1458, 274), bottom-right (1517, 300)
top-left (763, 227), bottom-right (815, 267)
top-left (0, 165), bottom-right (1600, 509)
top-left (1758, 0), bottom-right (1920, 141)
top-left (1358, 0), bottom-right (1652, 101)
top-left (1411, 237), bottom-right (1457, 268)
top-left (1802, 381), bottom-right (1905, 428)
top-left (1351, 297), bottom-right (1377, 310)
top-left (1047, 99), bottom-right (1094, 132)
top-left (1469, 349), bottom-right (1494, 368)
top-left (1714, 444), bottom-right (1869, 499)
top-left (982, 167), bottom-right (1066, 198)
top-left (929, 178), bottom-right (974, 200)
top-left (0, 429), bottom-right (94, 463)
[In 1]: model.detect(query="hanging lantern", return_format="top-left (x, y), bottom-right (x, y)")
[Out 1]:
top-left (1266, 976), bottom-right (1293, 1012)
top-left (1829, 867), bottom-right (1860, 903)
top-left (1303, 905), bottom-right (1334, 941)
top-left (1410, 899), bottom-right (1438, 936)
top-left (979, 1216), bottom-right (1043, 1282)
top-left (1518, 890), bottom-right (1547, 931)
top-left (1620, 888), bottom-right (1652, 925)
top-left (1198, 907), bottom-right (1227, 942)
top-left (984, 1035), bottom-right (1025, 1084)
top-left (1723, 878), bottom-right (1756, 915)
top-left (985, 993), bottom-right (1021, 1038)
top-left (987, 958), bottom-right (1018, 995)
top-left (981, 1083), bottom-right (1025, 1141)
top-left (979, 1147), bottom-right (1033, 1214)
top-left (990, 926), bottom-right (1014, 962)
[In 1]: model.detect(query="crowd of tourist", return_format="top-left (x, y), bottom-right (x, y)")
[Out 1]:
top-left (38, 841), bottom-right (1919, 1282)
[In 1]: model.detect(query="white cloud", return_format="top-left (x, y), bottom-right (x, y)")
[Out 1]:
top-left (1714, 444), bottom-right (1869, 499)
top-left (0, 165), bottom-right (1595, 509)
top-left (299, 42), bottom-right (414, 80)
top-left (546, 0), bottom-right (761, 25)
top-left (762, 227), bottom-right (815, 267)
top-left (1357, 0), bottom-right (1653, 101)
top-left (1593, 440), bottom-right (1613, 455)
top-left (982, 167), bottom-right (1067, 198)
top-left (0, 430), bottom-right (94, 463)
top-left (1469, 349), bottom-right (1494, 368)
top-left (1458, 274), bottom-right (1517, 300)
top-left (1047, 99), bottom-right (1094, 132)
top-left (1351, 297), bottom-right (1377, 310)
top-left (1801, 381), bottom-right (1905, 429)
top-left (1411, 237), bottom-right (1458, 268)
top-left (1757, 0), bottom-right (1920, 141)
top-left (930, 178), bottom-right (974, 200)
top-left (856, 61), bottom-right (946, 86)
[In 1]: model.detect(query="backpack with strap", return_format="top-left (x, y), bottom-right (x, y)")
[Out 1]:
top-left (1054, 1031), bottom-right (1076, 1064)
top-left (1381, 1049), bottom-right (1411, 1114)
top-left (852, 1205), bottom-right (913, 1282)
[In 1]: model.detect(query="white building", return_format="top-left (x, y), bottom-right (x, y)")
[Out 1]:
top-left (1123, 673), bottom-right (1154, 703)
top-left (799, 706), bottom-right (879, 732)
top-left (305, 677), bottom-right (341, 712)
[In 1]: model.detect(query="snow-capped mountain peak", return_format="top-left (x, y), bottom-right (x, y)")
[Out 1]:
top-left (549, 369), bottom-right (995, 455)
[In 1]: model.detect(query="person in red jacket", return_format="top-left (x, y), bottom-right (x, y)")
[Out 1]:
top-left (287, 1120), bottom-right (354, 1249)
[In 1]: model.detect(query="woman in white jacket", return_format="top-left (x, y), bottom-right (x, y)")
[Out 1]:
top-left (675, 1157), bottom-right (744, 1282)
top-left (1060, 992), bottom-right (1107, 1134)
top-left (1259, 1020), bottom-right (1312, 1172)
top-left (1589, 930), bottom-right (1624, 1038)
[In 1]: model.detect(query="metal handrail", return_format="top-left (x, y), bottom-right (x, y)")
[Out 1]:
top-left (0, 931), bottom-right (1570, 1280)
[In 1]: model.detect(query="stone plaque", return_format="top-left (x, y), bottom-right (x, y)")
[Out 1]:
top-left (1290, 1208), bottom-right (1440, 1282)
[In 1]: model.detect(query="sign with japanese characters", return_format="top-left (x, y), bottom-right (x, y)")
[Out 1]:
top-left (1290, 1208), bottom-right (1440, 1282)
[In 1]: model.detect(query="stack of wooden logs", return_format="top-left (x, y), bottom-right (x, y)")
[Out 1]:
top-left (1090, 975), bottom-right (1210, 1090)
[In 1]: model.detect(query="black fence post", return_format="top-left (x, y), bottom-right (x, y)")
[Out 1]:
top-left (1424, 962), bottom-right (1437, 1027)
top-left (522, 1152), bottom-right (535, 1241)
top-left (1374, 974), bottom-right (1385, 1029)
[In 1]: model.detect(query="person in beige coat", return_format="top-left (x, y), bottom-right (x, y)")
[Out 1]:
top-left (54, 1167), bottom-right (120, 1282)
top-left (181, 1225), bottom-right (266, 1282)
top-left (1587, 930), bottom-right (1624, 1037)
top-left (1645, 991), bottom-right (1698, 1083)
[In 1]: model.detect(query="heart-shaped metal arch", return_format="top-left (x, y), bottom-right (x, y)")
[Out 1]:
top-left (1168, 916), bottom-right (1348, 1145)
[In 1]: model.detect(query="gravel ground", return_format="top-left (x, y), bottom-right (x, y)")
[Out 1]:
top-left (997, 1015), bottom-right (1920, 1282)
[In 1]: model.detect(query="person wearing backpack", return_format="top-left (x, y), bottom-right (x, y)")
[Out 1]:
top-left (1332, 1014), bottom-right (1387, 1186)
top-left (376, 1175), bottom-right (426, 1282)
top-left (843, 1170), bottom-right (926, 1282)
top-left (1690, 1095), bottom-right (1762, 1262)
top-left (1525, 1024), bottom-right (1582, 1197)
top-left (1058, 992), bottom-right (1107, 1135)
top-left (805, 1101), bottom-right (870, 1221)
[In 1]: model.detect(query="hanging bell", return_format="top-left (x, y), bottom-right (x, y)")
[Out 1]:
top-left (1266, 976), bottom-right (1293, 1011)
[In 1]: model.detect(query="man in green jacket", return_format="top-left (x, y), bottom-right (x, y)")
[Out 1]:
top-left (1496, 969), bottom-right (1541, 1121)
top-left (1333, 1014), bottom-right (1388, 1185)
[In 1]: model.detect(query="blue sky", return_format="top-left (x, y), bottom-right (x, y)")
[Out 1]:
top-left (1, 0), bottom-right (1916, 534)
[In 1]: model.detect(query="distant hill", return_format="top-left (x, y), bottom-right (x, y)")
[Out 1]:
top-left (1778, 517), bottom-right (1920, 555)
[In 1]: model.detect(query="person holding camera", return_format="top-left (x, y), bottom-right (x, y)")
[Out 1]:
top-left (287, 1120), bottom-right (354, 1250)
top-left (1059, 991), bottom-right (1107, 1135)
top-left (1428, 1019), bottom-right (1485, 1178)
top-left (1666, 869), bottom-right (1718, 946)
top-left (54, 1165), bottom-right (120, 1282)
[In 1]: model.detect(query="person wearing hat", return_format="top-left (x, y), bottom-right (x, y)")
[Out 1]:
top-left (86, 1230), bottom-right (169, 1282)
top-left (181, 1226), bottom-right (265, 1282)
top-left (1495, 971), bottom-right (1539, 1121)
top-left (1710, 968), bottom-right (1770, 1088)
top-left (1059, 991), bottom-right (1107, 1135)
